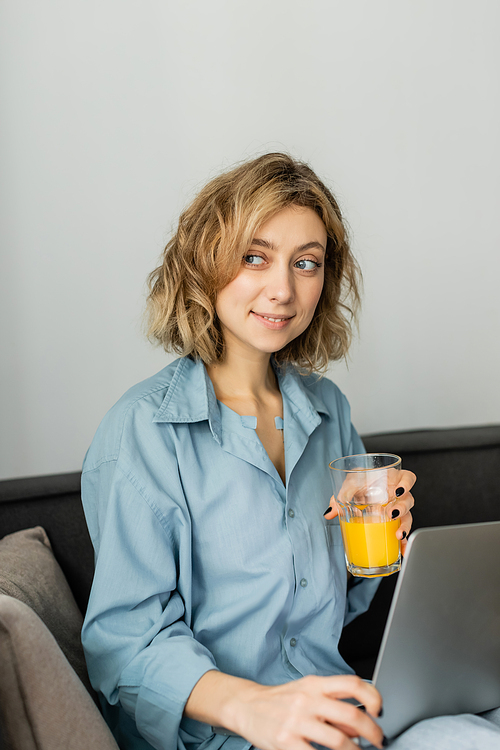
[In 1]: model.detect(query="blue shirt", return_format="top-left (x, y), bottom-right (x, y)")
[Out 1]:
top-left (81, 356), bottom-right (379, 750)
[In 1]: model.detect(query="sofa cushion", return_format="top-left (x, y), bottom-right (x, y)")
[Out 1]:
top-left (0, 595), bottom-right (118, 750)
top-left (0, 472), bottom-right (94, 615)
top-left (0, 526), bottom-right (92, 694)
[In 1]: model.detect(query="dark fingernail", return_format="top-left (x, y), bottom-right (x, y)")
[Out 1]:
top-left (358, 704), bottom-right (366, 712)
top-left (378, 706), bottom-right (384, 717)
top-left (395, 487), bottom-right (405, 497)
top-left (391, 509), bottom-right (400, 519)
top-left (382, 736), bottom-right (389, 747)
top-left (323, 506), bottom-right (332, 516)
top-left (401, 531), bottom-right (407, 540)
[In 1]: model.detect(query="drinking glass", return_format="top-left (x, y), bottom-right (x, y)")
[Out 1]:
top-left (329, 453), bottom-right (402, 577)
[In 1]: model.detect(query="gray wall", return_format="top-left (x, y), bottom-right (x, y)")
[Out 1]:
top-left (1, 0), bottom-right (499, 480)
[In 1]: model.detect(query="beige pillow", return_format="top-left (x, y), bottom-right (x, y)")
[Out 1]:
top-left (0, 526), bottom-right (92, 693)
top-left (0, 595), bottom-right (119, 749)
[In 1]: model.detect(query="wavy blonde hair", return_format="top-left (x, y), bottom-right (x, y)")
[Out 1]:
top-left (146, 153), bottom-right (361, 373)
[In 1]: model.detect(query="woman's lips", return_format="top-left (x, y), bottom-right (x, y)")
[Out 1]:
top-left (250, 311), bottom-right (295, 330)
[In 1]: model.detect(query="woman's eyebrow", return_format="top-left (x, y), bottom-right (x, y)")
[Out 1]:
top-left (296, 241), bottom-right (326, 253)
top-left (250, 238), bottom-right (274, 249)
top-left (250, 238), bottom-right (326, 253)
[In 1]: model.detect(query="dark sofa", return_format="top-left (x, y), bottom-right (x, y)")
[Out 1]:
top-left (1, 424), bottom-right (499, 748)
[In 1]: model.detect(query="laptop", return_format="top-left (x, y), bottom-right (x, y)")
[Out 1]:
top-left (373, 520), bottom-right (500, 739)
top-left (214, 521), bottom-right (500, 742)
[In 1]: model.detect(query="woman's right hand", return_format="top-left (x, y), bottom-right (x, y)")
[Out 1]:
top-left (186, 670), bottom-right (385, 750)
top-left (232, 673), bottom-right (385, 750)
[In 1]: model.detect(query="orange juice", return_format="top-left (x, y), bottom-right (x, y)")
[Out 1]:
top-left (339, 517), bottom-right (400, 568)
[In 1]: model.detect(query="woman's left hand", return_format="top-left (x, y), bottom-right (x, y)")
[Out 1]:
top-left (324, 469), bottom-right (416, 556)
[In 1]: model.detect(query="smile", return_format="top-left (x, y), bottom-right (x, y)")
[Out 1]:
top-left (251, 312), bottom-right (295, 329)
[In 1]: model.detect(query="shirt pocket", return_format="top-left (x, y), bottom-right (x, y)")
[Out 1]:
top-left (324, 517), bottom-right (343, 546)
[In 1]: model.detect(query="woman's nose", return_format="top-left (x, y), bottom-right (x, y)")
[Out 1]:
top-left (266, 267), bottom-right (295, 303)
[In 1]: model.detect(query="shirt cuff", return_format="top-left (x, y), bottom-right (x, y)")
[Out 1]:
top-left (118, 642), bottom-right (218, 750)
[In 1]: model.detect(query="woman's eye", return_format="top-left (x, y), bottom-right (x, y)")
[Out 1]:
top-left (243, 254), bottom-right (265, 266)
top-left (295, 259), bottom-right (320, 271)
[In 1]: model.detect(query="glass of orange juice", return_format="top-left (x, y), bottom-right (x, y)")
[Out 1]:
top-left (328, 453), bottom-right (402, 577)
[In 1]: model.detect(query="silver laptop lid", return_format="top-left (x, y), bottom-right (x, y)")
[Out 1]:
top-left (374, 521), bottom-right (500, 739)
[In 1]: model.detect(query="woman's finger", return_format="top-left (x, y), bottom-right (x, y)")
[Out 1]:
top-left (298, 675), bottom-right (385, 749)
top-left (324, 495), bottom-right (339, 519)
top-left (314, 699), bottom-right (385, 749)
top-left (396, 501), bottom-right (412, 553)
top-left (322, 674), bottom-right (383, 719)
top-left (392, 469), bottom-right (417, 496)
top-left (389, 472), bottom-right (416, 521)
top-left (298, 717), bottom-right (363, 750)
top-left (303, 721), bottom-right (378, 750)
top-left (397, 510), bottom-right (413, 556)
top-left (396, 507), bottom-right (413, 534)
top-left (391, 497), bottom-right (414, 523)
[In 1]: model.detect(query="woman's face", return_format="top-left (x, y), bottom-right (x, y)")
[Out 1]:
top-left (215, 205), bottom-right (327, 360)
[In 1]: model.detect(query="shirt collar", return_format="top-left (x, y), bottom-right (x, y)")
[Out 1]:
top-left (152, 356), bottom-right (329, 441)
top-left (153, 357), bottom-right (222, 443)
top-left (277, 363), bottom-right (330, 420)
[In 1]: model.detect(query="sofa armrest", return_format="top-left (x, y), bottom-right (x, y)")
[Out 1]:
top-left (0, 595), bottom-right (119, 750)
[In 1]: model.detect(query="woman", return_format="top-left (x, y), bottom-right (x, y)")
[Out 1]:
top-left (81, 154), bottom-right (497, 750)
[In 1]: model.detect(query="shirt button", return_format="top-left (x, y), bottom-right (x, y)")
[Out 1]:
top-left (300, 578), bottom-right (308, 588)
top-left (288, 509), bottom-right (295, 518)
top-left (290, 638), bottom-right (297, 647)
